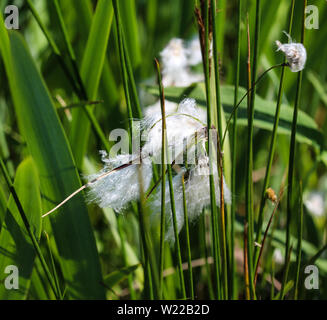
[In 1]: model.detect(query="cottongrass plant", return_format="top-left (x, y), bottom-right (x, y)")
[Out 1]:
top-left (87, 97), bottom-right (231, 241)
top-left (23, 0), bottom-right (325, 301)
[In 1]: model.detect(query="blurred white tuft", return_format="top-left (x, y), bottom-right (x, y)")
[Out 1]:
top-left (304, 191), bottom-right (325, 217)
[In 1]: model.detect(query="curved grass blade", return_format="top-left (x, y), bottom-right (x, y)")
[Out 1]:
top-left (0, 25), bottom-right (105, 299)
top-left (0, 158), bottom-right (41, 299)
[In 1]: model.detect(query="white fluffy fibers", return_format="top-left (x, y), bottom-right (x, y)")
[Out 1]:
top-left (186, 37), bottom-right (203, 66)
top-left (141, 98), bottom-right (207, 162)
top-left (275, 32), bottom-right (307, 72)
top-left (160, 38), bottom-right (204, 87)
top-left (152, 156), bottom-right (231, 242)
top-left (86, 152), bottom-right (153, 212)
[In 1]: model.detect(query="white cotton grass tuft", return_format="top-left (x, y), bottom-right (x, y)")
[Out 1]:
top-left (151, 155), bottom-right (231, 242)
top-left (141, 98), bottom-right (207, 163)
top-left (144, 100), bottom-right (178, 122)
top-left (275, 31), bottom-right (307, 72)
top-left (159, 37), bottom-right (204, 87)
top-left (143, 36), bottom-right (203, 118)
top-left (186, 37), bottom-right (203, 66)
top-left (86, 152), bottom-right (153, 213)
top-left (273, 248), bottom-right (284, 265)
top-left (304, 191), bottom-right (325, 217)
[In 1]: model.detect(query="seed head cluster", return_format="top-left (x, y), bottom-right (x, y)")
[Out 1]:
top-left (87, 97), bottom-right (231, 241)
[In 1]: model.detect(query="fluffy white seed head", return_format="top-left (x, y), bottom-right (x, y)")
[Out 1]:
top-left (144, 100), bottom-right (178, 122)
top-left (141, 98), bottom-right (207, 163)
top-left (273, 248), bottom-right (284, 265)
top-left (151, 155), bottom-right (231, 242)
top-left (86, 152), bottom-right (153, 212)
top-left (160, 38), bottom-right (204, 87)
top-left (186, 37), bottom-right (203, 66)
top-left (304, 191), bottom-right (325, 217)
top-left (275, 32), bottom-right (307, 72)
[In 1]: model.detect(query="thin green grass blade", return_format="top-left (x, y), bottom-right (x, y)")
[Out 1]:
top-left (201, 0), bottom-right (222, 300)
top-left (29, 263), bottom-right (53, 300)
top-left (230, 0), bottom-right (242, 300)
top-left (273, 280), bottom-right (294, 300)
top-left (167, 162), bottom-right (186, 299)
top-left (284, 0), bottom-right (307, 297)
top-left (246, 0), bottom-right (261, 299)
top-left (112, 0), bottom-right (134, 143)
top-left (154, 59), bottom-right (167, 299)
top-left (181, 174), bottom-right (194, 300)
top-left (294, 182), bottom-right (304, 300)
top-left (280, 244), bottom-right (294, 300)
